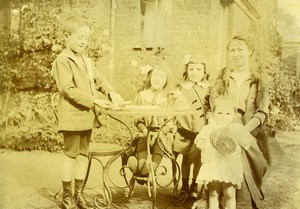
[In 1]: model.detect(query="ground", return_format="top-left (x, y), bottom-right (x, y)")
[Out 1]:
top-left (0, 131), bottom-right (299, 209)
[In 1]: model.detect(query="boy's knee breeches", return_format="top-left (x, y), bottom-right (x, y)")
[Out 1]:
top-left (62, 130), bottom-right (91, 158)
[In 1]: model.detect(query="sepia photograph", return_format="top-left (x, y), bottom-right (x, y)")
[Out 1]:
top-left (0, 0), bottom-right (299, 209)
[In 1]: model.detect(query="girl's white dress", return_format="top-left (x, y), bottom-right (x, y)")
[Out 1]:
top-left (195, 123), bottom-right (244, 189)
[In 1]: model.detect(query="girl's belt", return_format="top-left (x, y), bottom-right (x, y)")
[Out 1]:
top-left (177, 128), bottom-right (198, 141)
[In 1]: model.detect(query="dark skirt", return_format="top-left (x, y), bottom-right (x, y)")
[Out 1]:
top-left (237, 136), bottom-right (268, 209)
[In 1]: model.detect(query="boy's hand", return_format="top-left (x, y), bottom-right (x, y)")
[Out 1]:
top-left (109, 91), bottom-right (124, 106)
top-left (94, 99), bottom-right (111, 109)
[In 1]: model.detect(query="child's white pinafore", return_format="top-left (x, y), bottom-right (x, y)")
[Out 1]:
top-left (196, 124), bottom-right (244, 189)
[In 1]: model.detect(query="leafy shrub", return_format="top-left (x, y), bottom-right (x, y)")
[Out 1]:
top-left (1, 0), bottom-right (111, 93)
top-left (267, 64), bottom-right (300, 132)
top-left (0, 92), bottom-right (136, 151)
top-left (0, 1), bottom-right (63, 93)
top-left (0, 92), bottom-right (63, 152)
top-left (91, 114), bottom-right (136, 147)
top-left (0, 0), bottom-right (113, 151)
top-left (251, 10), bottom-right (300, 133)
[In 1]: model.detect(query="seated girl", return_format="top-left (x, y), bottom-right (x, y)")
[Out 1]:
top-left (127, 62), bottom-right (189, 178)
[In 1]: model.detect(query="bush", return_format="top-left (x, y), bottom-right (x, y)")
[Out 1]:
top-left (0, 0), bottom-right (113, 151)
top-left (0, 92), bottom-right (63, 152)
top-left (252, 11), bottom-right (300, 133)
top-left (0, 92), bottom-right (136, 151)
top-left (267, 64), bottom-right (300, 132)
top-left (92, 115), bottom-right (135, 147)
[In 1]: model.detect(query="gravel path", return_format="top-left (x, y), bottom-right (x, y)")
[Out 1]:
top-left (0, 131), bottom-right (299, 209)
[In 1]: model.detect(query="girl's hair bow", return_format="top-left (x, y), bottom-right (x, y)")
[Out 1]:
top-left (140, 64), bottom-right (153, 75)
top-left (183, 54), bottom-right (192, 65)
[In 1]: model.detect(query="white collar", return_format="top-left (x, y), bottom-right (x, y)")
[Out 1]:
top-left (180, 81), bottom-right (211, 89)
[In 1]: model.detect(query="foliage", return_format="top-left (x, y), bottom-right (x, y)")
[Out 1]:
top-left (91, 115), bottom-right (135, 147)
top-left (0, 0), bottom-right (111, 93)
top-left (267, 64), bottom-right (300, 132)
top-left (0, 92), bottom-right (63, 152)
top-left (0, 91), bottom-right (134, 151)
top-left (0, 2), bottom-right (61, 92)
top-left (0, 0), bottom-right (113, 151)
top-left (250, 2), bottom-right (300, 132)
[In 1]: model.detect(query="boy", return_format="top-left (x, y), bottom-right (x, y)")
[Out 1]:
top-left (52, 16), bottom-right (124, 209)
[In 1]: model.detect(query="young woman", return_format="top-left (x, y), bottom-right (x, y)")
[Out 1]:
top-left (209, 35), bottom-right (269, 209)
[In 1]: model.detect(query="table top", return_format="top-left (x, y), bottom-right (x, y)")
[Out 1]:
top-left (89, 143), bottom-right (124, 156)
top-left (101, 105), bottom-right (192, 116)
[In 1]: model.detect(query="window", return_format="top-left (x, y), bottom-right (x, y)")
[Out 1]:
top-left (139, 0), bottom-right (172, 49)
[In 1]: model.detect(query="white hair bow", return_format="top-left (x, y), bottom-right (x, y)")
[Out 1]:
top-left (140, 64), bottom-right (153, 75)
top-left (183, 54), bottom-right (192, 65)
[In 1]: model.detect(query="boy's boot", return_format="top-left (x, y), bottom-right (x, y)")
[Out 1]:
top-left (62, 181), bottom-right (76, 209)
top-left (74, 179), bottom-right (91, 209)
top-left (189, 180), bottom-right (198, 199)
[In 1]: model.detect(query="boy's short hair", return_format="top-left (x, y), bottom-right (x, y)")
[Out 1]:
top-left (63, 16), bottom-right (90, 35)
top-left (212, 95), bottom-right (236, 112)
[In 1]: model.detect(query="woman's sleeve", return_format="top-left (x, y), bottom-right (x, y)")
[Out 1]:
top-left (255, 82), bottom-right (269, 125)
top-left (245, 78), bottom-right (269, 131)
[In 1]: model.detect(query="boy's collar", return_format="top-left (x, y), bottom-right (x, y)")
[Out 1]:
top-left (60, 49), bottom-right (92, 79)
top-left (61, 48), bottom-right (83, 61)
